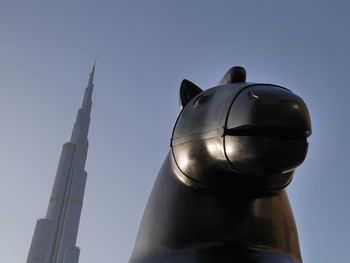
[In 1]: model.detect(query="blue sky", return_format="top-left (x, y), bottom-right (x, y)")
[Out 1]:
top-left (0, 1), bottom-right (349, 262)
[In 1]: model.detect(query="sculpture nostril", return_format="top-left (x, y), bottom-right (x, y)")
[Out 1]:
top-left (248, 91), bottom-right (260, 100)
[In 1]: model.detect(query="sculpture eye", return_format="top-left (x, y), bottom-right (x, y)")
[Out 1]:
top-left (193, 95), bottom-right (211, 107)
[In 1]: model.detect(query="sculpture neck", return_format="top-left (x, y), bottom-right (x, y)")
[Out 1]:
top-left (130, 152), bottom-right (302, 262)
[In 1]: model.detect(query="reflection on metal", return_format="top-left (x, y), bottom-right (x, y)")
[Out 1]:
top-left (179, 157), bottom-right (189, 170)
top-left (130, 66), bottom-right (312, 263)
top-left (225, 144), bottom-right (234, 156)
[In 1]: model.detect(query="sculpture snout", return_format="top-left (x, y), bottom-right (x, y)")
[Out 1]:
top-left (224, 85), bottom-right (311, 175)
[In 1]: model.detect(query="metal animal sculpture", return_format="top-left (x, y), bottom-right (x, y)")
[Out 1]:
top-left (130, 67), bottom-right (311, 263)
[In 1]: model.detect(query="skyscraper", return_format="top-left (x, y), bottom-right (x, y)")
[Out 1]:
top-left (27, 65), bottom-right (96, 263)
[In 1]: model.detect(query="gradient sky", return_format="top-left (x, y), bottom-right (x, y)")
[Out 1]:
top-left (0, 1), bottom-right (349, 262)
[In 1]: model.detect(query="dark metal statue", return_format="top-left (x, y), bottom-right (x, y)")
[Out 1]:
top-left (129, 67), bottom-right (311, 263)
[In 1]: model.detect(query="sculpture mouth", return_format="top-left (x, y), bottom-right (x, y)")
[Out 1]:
top-left (225, 125), bottom-right (311, 142)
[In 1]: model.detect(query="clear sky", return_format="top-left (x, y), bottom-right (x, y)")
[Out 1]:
top-left (0, 1), bottom-right (349, 262)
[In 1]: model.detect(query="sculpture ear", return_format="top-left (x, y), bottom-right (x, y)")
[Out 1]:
top-left (179, 79), bottom-right (202, 109)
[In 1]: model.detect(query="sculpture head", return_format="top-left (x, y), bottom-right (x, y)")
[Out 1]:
top-left (171, 67), bottom-right (311, 196)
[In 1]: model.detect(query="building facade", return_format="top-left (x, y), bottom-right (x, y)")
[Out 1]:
top-left (27, 65), bottom-right (96, 263)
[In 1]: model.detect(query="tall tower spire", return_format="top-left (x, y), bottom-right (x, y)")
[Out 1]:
top-left (70, 64), bottom-right (95, 148)
top-left (27, 65), bottom-right (96, 263)
top-left (82, 63), bottom-right (94, 110)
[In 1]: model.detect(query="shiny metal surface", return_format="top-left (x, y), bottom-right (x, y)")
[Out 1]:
top-left (130, 67), bottom-right (311, 262)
